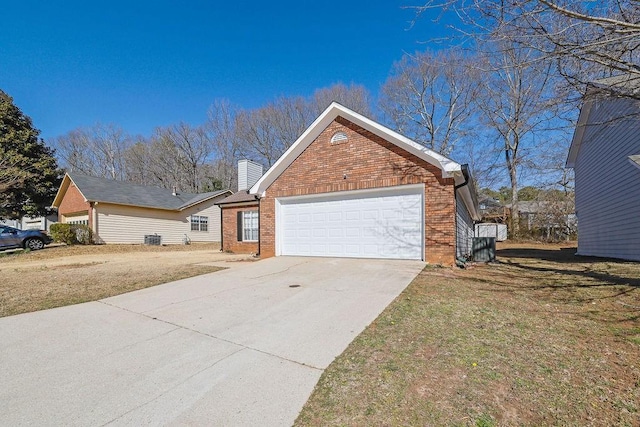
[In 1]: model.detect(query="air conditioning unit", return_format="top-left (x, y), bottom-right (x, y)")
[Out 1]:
top-left (144, 234), bottom-right (161, 245)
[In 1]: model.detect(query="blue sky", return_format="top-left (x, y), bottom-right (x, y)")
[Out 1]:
top-left (1, 1), bottom-right (447, 141)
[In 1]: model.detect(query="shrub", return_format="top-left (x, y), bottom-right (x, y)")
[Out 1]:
top-left (50, 223), bottom-right (93, 245)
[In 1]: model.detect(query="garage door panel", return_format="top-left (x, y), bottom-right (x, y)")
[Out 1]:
top-left (313, 229), bottom-right (326, 238)
top-left (345, 228), bottom-right (360, 238)
top-left (278, 187), bottom-right (423, 260)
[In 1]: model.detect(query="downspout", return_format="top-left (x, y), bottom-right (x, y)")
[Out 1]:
top-left (453, 164), bottom-right (472, 265)
top-left (219, 204), bottom-right (224, 252)
top-left (454, 164), bottom-right (470, 191)
top-left (89, 201), bottom-right (97, 243)
top-left (257, 195), bottom-right (261, 257)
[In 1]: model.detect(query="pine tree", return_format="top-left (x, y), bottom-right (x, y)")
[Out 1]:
top-left (0, 90), bottom-right (60, 218)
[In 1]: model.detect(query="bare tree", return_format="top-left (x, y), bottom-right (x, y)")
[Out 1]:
top-left (53, 124), bottom-right (130, 179)
top-left (233, 83), bottom-right (374, 167)
top-left (123, 139), bottom-right (155, 186)
top-left (474, 42), bottom-right (560, 236)
top-left (205, 99), bottom-right (242, 190)
top-left (380, 49), bottom-right (480, 155)
top-left (311, 82), bottom-right (373, 117)
top-left (162, 123), bottom-right (212, 192)
top-left (410, 0), bottom-right (640, 97)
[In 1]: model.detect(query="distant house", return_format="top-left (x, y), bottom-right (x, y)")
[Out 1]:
top-left (52, 173), bottom-right (230, 245)
top-left (0, 209), bottom-right (58, 232)
top-left (217, 102), bottom-right (480, 265)
top-left (566, 74), bottom-right (640, 261)
top-left (478, 197), bottom-right (508, 223)
top-left (511, 200), bottom-right (576, 240)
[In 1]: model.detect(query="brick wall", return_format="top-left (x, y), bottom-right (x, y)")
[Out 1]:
top-left (259, 117), bottom-right (457, 265)
top-left (57, 184), bottom-right (90, 219)
top-left (221, 204), bottom-right (260, 254)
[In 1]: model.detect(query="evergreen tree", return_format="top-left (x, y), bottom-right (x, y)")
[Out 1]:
top-left (0, 90), bottom-right (60, 218)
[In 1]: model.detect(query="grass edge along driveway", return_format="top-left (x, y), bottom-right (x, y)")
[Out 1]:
top-left (295, 243), bottom-right (640, 426)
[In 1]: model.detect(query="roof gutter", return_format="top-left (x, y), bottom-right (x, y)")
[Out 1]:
top-left (453, 164), bottom-right (481, 221)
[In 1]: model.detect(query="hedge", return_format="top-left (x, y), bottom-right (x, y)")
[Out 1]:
top-left (49, 223), bottom-right (93, 245)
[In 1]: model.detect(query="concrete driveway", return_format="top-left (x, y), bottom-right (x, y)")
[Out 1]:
top-left (0, 256), bottom-right (424, 426)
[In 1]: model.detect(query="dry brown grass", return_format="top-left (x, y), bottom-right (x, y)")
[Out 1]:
top-left (0, 243), bottom-right (248, 317)
top-left (296, 242), bottom-right (640, 426)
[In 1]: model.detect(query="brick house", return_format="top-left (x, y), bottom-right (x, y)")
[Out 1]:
top-left (218, 103), bottom-right (480, 265)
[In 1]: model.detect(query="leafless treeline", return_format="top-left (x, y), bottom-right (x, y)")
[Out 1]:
top-left (53, 83), bottom-right (371, 193)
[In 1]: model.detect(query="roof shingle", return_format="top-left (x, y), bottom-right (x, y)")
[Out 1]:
top-left (67, 173), bottom-right (229, 210)
top-left (216, 190), bottom-right (259, 205)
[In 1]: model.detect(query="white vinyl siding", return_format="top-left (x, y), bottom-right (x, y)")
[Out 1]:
top-left (573, 96), bottom-right (640, 261)
top-left (238, 159), bottom-right (263, 191)
top-left (456, 194), bottom-right (474, 259)
top-left (277, 185), bottom-right (424, 260)
top-left (94, 199), bottom-right (223, 244)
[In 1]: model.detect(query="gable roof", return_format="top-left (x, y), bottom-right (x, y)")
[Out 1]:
top-left (249, 102), bottom-right (480, 221)
top-left (629, 154), bottom-right (640, 169)
top-left (250, 102), bottom-right (464, 196)
top-left (591, 74), bottom-right (640, 96)
top-left (52, 173), bottom-right (230, 211)
top-left (216, 190), bottom-right (260, 205)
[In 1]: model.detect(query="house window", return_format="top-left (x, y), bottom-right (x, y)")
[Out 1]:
top-left (330, 131), bottom-right (348, 144)
top-left (237, 210), bottom-right (258, 242)
top-left (66, 219), bottom-right (88, 225)
top-left (190, 215), bottom-right (208, 232)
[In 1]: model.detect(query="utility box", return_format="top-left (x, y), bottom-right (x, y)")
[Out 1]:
top-left (475, 223), bottom-right (508, 241)
top-left (144, 234), bottom-right (161, 245)
top-left (472, 237), bottom-right (496, 262)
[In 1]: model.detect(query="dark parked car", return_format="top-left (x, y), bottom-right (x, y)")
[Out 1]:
top-left (0, 225), bottom-right (53, 251)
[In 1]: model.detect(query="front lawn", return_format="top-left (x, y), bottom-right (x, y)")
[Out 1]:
top-left (0, 244), bottom-right (242, 317)
top-left (296, 242), bottom-right (640, 426)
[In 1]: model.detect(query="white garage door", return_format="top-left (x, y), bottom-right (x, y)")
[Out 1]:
top-left (277, 185), bottom-right (424, 260)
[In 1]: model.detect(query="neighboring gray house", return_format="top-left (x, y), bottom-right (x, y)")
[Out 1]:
top-left (566, 74), bottom-right (640, 261)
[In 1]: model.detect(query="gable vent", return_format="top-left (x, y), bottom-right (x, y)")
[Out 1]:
top-left (330, 131), bottom-right (348, 144)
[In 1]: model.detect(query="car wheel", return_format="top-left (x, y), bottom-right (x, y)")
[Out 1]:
top-left (24, 238), bottom-right (44, 251)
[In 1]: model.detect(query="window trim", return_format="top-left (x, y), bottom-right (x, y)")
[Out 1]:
top-left (238, 210), bottom-right (258, 242)
top-left (190, 215), bottom-right (209, 232)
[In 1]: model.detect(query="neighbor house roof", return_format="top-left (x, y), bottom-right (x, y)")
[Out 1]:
top-left (629, 154), bottom-right (640, 169)
top-left (216, 190), bottom-right (259, 205)
top-left (249, 102), bottom-right (480, 220)
top-left (567, 74), bottom-right (640, 168)
top-left (52, 173), bottom-right (230, 211)
top-left (591, 74), bottom-right (640, 96)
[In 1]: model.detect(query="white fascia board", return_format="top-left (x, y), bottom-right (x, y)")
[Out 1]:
top-left (178, 190), bottom-right (232, 211)
top-left (567, 99), bottom-right (594, 168)
top-left (250, 102), bottom-right (462, 195)
top-left (458, 185), bottom-right (482, 221)
top-left (51, 174), bottom-right (71, 207)
top-left (337, 103), bottom-right (462, 177)
top-left (51, 173), bottom-right (90, 207)
top-left (250, 104), bottom-right (338, 195)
